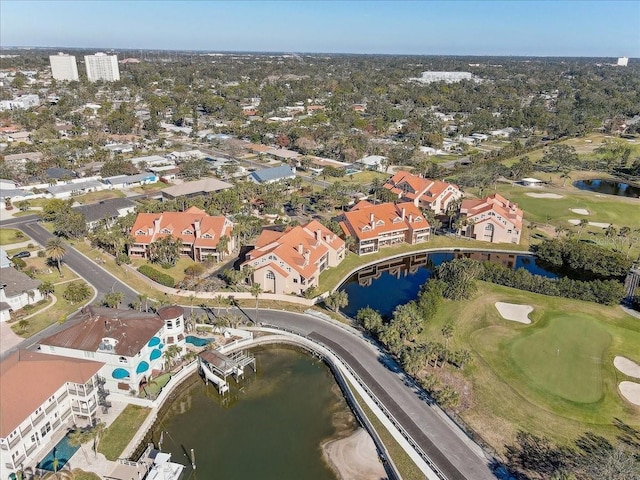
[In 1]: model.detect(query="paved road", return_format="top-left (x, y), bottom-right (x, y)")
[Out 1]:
top-left (4, 217), bottom-right (498, 479)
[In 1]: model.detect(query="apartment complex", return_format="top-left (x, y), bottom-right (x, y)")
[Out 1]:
top-left (38, 305), bottom-right (185, 394)
top-left (129, 206), bottom-right (234, 262)
top-left (241, 220), bottom-right (345, 295)
top-left (339, 201), bottom-right (430, 255)
top-left (0, 351), bottom-right (104, 479)
top-left (460, 193), bottom-right (523, 244)
top-left (84, 52), bottom-right (120, 82)
top-left (49, 53), bottom-right (79, 81)
top-left (384, 171), bottom-right (463, 215)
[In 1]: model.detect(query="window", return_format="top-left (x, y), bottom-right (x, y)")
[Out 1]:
top-left (166, 320), bottom-right (173, 329)
top-left (135, 229), bottom-right (146, 235)
top-left (266, 271), bottom-right (275, 280)
top-left (175, 319), bottom-right (181, 328)
top-left (119, 356), bottom-right (127, 364)
top-left (293, 278), bottom-right (298, 283)
top-left (161, 228), bottom-right (172, 234)
top-left (167, 336), bottom-right (174, 344)
top-left (182, 229), bottom-right (193, 235)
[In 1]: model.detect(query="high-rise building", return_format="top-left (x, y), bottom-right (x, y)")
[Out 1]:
top-left (84, 52), bottom-right (120, 82)
top-left (617, 57), bottom-right (629, 67)
top-left (49, 53), bottom-right (79, 81)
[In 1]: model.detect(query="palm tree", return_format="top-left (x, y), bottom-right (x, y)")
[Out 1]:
top-left (38, 281), bottom-right (55, 298)
top-left (560, 171), bottom-right (571, 187)
top-left (577, 218), bottom-right (589, 239)
top-left (46, 237), bottom-right (66, 277)
top-left (18, 319), bottom-right (29, 333)
top-left (250, 283), bottom-right (263, 323)
top-left (68, 428), bottom-right (92, 463)
top-left (217, 235), bottom-right (229, 260)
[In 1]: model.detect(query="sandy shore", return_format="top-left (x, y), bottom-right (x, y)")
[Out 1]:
top-left (323, 428), bottom-right (387, 480)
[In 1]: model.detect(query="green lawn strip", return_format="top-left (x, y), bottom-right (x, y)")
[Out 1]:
top-left (419, 281), bottom-right (640, 453)
top-left (347, 380), bottom-right (425, 480)
top-left (98, 405), bottom-right (151, 461)
top-left (130, 256), bottom-right (197, 284)
top-left (0, 228), bottom-right (30, 245)
top-left (318, 236), bottom-right (529, 294)
top-left (11, 281), bottom-right (89, 337)
top-left (72, 189), bottom-right (125, 204)
top-left (23, 255), bottom-right (78, 284)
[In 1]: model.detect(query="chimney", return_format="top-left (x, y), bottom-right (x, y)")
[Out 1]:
top-left (153, 218), bottom-right (161, 233)
top-left (316, 229), bottom-right (322, 241)
top-left (401, 207), bottom-right (405, 220)
top-left (303, 250), bottom-right (310, 266)
top-left (194, 220), bottom-right (201, 238)
top-left (370, 213), bottom-right (375, 230)
top-left (409, 214), bottom-right (413, 223)
top-left (297, 243), bottom-right (304, 255)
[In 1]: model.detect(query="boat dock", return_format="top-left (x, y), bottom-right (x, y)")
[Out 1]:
top-left (198, 349), bottom-right (256, 395)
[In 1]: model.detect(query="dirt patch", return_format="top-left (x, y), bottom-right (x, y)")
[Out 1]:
top-left (614, 356), bottom-right (640, 379)
top-left (323, 428), bottom-right (387, 480)
top-left (495, 302), bottom-right (533, 324)
top-left (619, 382), bottom-right (640, 406)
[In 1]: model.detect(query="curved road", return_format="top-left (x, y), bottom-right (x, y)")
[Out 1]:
top-left (3, 217), bottom-right (497, 479)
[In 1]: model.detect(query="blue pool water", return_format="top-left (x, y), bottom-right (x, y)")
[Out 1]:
top-left (37, 434), bottom-right (79, 471)
top-left (185, 335), bottom-right (212, 347)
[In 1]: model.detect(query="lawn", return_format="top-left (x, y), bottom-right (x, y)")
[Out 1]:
top-left (12, 280), bottom-right (92, 337)
top-left (72, 189), bottom-right (125, 204)
top-left (129, 256), bottom-right (198, 283)
top-left (0, 228), bottom-right (30, 245)
top-left (421, 282), bottom-right (640, 453)
top-left (97, 405), bottom-right (151, 461)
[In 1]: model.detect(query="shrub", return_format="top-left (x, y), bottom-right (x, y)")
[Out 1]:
top-left (138, 265), bottom-right (175, 288)
top-left (12, 258), bottom-right (26, 269)
top-left (184, 263), bottom-right (204, 277)
top-left (37, 250), bottom-right (45, 258)
top-left (115, 253), bottom-right (131, 265)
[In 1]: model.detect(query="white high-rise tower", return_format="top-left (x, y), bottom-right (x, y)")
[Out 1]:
top-left (84, 52), bottom-right (120, 82)
top-left (49, 53), bottom-right (79, 81)
top-left (617, 57), bottom-right (629, 67)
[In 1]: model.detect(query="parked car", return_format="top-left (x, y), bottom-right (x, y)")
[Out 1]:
top-left (11, 251), bottom-right (30, 259)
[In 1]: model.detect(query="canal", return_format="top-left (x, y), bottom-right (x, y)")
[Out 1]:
top-left (340, 251), bottom-right (557, 318)
top-left (153, 347), bottom-right (353, 480)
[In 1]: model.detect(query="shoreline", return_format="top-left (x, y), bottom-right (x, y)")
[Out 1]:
top-left (322, 427), bottom-right (387, 480)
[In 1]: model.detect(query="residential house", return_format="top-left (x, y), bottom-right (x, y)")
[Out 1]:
top-left (0, 95), bottom-right (40, 111)
top-left (129, 155), bottom-right (171, 169)
top-left (459, 193), bottom-right (523, 244)
top-left (160, 177), bottom-right (233, 200)
top-left (38, 305), bottom-right (185, 394)
top-left (247, 165), bottom-right (296, 184)
top-left (129, 206), bottom-right (234, 262)
top-left (384, 171), bottom-right (463, 215)
top-left (241, 220), bottom-right (345, 295)
top-left (339, 201), bottom-right (431, 255)
top-left (2, 152), bottom-right (43, 169)
top-left (0, 251), bottom-right (43, 322)
top-left (355, 155), bottom-right (387, 173)
top-left (46, 180), bottom-right (106, 199)
top-left (104, 143), bottom-right (134, 154)
top-left (73, 198), bottom-right (136, 231)
top-left (0, 351), bottom-right (104, 480)
top-left (103, 173), bottom-right (158, 190)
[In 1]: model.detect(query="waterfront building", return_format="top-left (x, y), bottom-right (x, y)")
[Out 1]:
top-left (338, 201), bottom-right (430, 255)
top-left (383, 170), bottom-right (463, 215)
top-left (459, 193), bottom-right (523, 244)
top-left (241, 220), bottom-right (345, 295)
top-left (38, 306), bottom-right (185, 395)
top-left (49, 53), bottom-right (79, 81)
top-left (0, 351), bottom-right (104, 479)
top-left (84, 52), bottom-right (120, 82)
top-left (130, 207), bottom-right (234, 262)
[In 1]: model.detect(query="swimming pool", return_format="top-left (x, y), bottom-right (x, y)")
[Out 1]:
top-left (37, 433), bottom-right (79, 471)
top-left (185, 335), bottom-right (212, 347)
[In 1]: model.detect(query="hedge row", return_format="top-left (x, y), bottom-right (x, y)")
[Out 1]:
top-left (138, 265), bottom-right (175, 288)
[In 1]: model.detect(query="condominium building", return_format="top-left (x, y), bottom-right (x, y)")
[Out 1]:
top-left (84, 52), bottom-right (120, 82)
top-left (384, 171), bottom-right (463, 215)
top-left (0, 351), bottom-right (104, 480)
top-left (339, 201), bottom-right (431, 255)
top-left (49, 53), bottom-right (79, 81)
top-left (459, 193), bottom-right (523, 244)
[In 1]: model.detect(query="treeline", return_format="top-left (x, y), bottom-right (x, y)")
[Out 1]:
top-left (534, 238), bottom-right (632, 280)
top-left (480, 262), bottom-right (626, 306)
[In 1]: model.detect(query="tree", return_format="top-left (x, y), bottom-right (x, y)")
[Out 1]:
top-left (40, 199), bottom-right (71, 222)
top-left (441, 322), bottom-right (455, 348)
top-left (18, 319), bottom-right (29, 333)
top-left (54, 211), bottom-right (87, 239)
top-left (217, 235), bottom-right (230, 260)
top-left (250, 282), bottom-right (263, 323)
top-left (91, 421), bottom-right (105, 457)
top-left (68, 428), bottom-right (92, 463)
top-left (325, 290), bottom-right (349, 313)
top-left (355, 307), bottom-right (383, 334)
top-left (38, 280), bottom-right (55, 298)
top-left (102, 291), bottom-right (124, 308)
top-left (577, 219), bottom-right (589, 239)
top-left (63, 282), bottom-right (92, 303)
top-left (541, 144), bottom-right (579, 172)
top-left (434, 258), bottom-right (482, 300)
top-left (149, 235), bottom-right (182, 267)
top-left (46, 237), bottom-right (66, 276)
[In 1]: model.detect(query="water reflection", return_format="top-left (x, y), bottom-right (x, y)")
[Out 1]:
top-left (573, 179), bottom-right (640, 198)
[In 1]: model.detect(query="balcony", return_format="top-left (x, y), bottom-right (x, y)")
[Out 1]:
top-left (57, 390), bottom-right (68, 401)
top-left (60, 409), bottom-right (72, 421)
top-left (31, 412), bottom-right (44, 427)
top-left (45, 402), bottom-right (57, 414)
top-left (72, 405), bottom-right (91, 415)
top-left (19, 424), bottom-right (32, 437)
top-left (26, 443), bottom-right (38, 456)
top-left (8, 436), bottom-right (20, 449)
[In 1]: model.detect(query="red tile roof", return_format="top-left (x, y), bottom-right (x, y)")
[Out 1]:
top-left (0, 351), bottom-right (104, 437)
top-left (461, 193), bottom-right (523, 229)
top-left (340, 202), bottom-right (429, 241)
top-left (131, 207), bottom-right (232, 249)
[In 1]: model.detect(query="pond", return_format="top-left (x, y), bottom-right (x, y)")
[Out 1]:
top-left (573, 179), bottom-right (640, 198)
top-left (153, 347), bottom-right (352, 480)
top-left (339, 251), bottom-right (557, 318)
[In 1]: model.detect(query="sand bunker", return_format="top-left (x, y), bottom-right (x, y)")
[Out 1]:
top-left (619, 382), bottom-right (640, 406)
top-left (614, 356), bottom-right (640, 379)
top-left (324, 428), bottom-right (386, 480)
top-left (495, 302), bottom-right (533, 324)
top-left (570, 208), bottom-right (590, 215)
top-left (568, 219), bottom-right (611, 228)
top-left (526, 193), bottom-right (564, 199)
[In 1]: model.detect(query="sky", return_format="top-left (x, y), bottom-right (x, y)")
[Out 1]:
top-left (1, 0), bottom-right (639, 57)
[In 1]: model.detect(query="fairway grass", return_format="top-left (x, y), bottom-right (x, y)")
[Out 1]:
top-left (421, 282), bottom-right (640, 453)
top-left (511, 315), bottom-right (610, 403)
